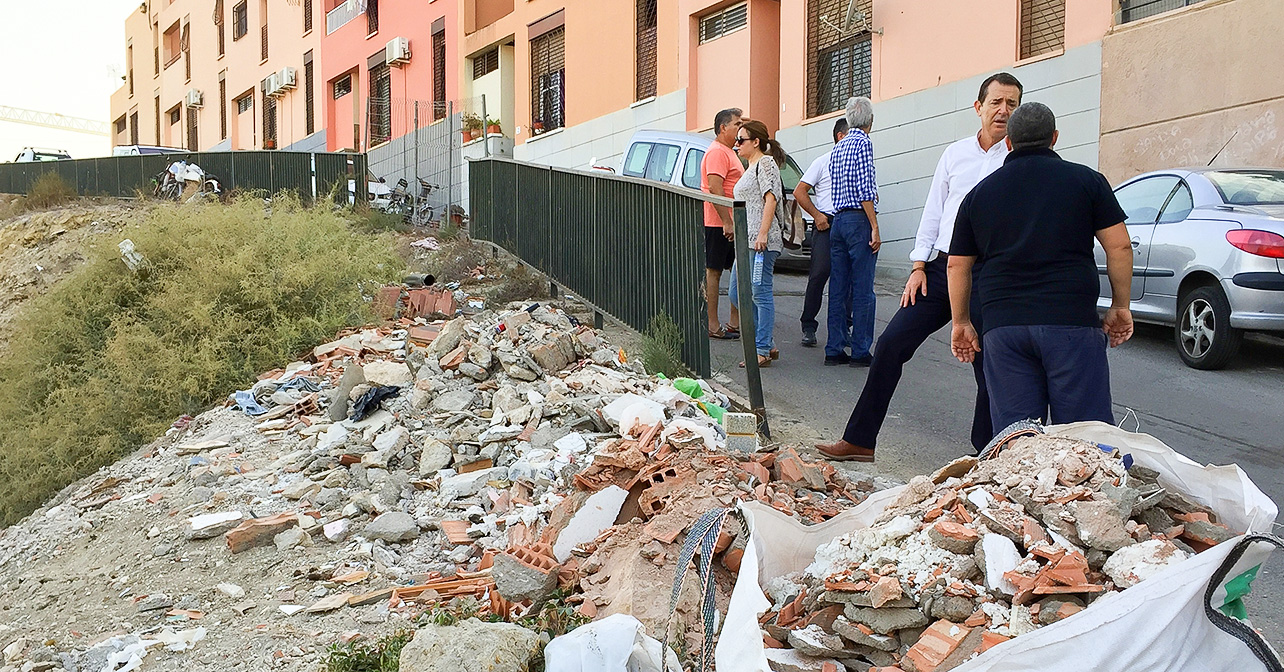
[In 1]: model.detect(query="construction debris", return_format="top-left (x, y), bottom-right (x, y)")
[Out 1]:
top-left (747, 433), bottom-right (1252, 672)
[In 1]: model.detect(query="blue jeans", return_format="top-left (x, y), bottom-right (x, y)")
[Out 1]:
top-left (826, 210), bottom-right (877, 358)
top-left (982, 325), bottom-right (1114, 430)
top-left (729, 250), bottom-right (780, 357)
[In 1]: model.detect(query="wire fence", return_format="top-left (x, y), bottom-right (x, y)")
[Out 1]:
top-left (365, 95), bottom-right (494, 228)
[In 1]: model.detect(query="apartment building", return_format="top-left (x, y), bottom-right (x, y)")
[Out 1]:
top-left (110, 0), bottom-right (323, 152)
top-left (320, 0), bottom-right (461, 153)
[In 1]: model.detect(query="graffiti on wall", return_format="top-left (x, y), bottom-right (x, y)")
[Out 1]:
top-left (1128, 106), bottom-right (1282, 170)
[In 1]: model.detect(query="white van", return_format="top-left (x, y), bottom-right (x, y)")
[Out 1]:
top-left (616, 130), bottom-right (812, 269)
top-left (112, 145), bottom-right (188, 157)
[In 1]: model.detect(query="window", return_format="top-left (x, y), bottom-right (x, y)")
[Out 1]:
top-left (237, 92), bottom-right (254, 114)
top-left (263, 94), bottom-right (278, 148)
top-left (368, 63), bottom-right (391, 146)
top-left (432, 28), bottom-right (446, 121)
top-left (154, 96), bottom-right (161, 143)
top-left (182, 23), bottom-right (191, 81)
top-left (807, 0), bottom-right (873, 118)
top-left (115, 117), bottom-right (128, 134)
top-left (187, 108), bottom-right (199, 151)
top-left (1019, 0), bottom-right (1065, 60)
top-left (153, 22), bottom-right (160, 75)
top-left (472, 47), bottom-right (499, 80)
top-left (303, 0), bottom-right (313, 34)
top-left (169, 106), bottom-right (182, 125)
top-left (367, 0), bottom-right (378, 34)
top-left (645, 144), bottom-right (681, 182)
top-left (699, 3), bottom-right (747, 43)
top-left (1158, 183), bottom-right (1193, 224)
top-left (260, 0), bottom-right (269, 62)
top-left (530, 26), bottom-right (565, 133)
top-left (219, 74), bottom-right (228, 139)
top-left (622, 142), bottom-right (653, 177)
top-left (163, 22), bottom-right (181, 67)
top-left (681, 148), bottom-right (705, 189)
top-left (333, 74), bottom-right (352, 99)
top-left (233, 1), bottom-right (248, 40)
top-left (636, 0), bottom-right (657, 101)
top-left (1206, 170), bottom-right (1284, 206)
top-left (130, 112), bottom-right (139, 145)
top-left (126, 45), bottom-right (134, 96)
top-left (1119, 0), bottom-right (1203, 24)
top-left (304, 51), bottom-right (315, 135)
top-left (215, 0), bottom-right (225, 55)
top-left (1114, 176), bottom-right (1180, 226)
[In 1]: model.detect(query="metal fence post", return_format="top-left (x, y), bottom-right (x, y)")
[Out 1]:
top-left (413, 101), bottom-right (420, 190)
top-left (447, 100), bottom-right (454, 227)
top-left (732, 202), bottom-right (769, 438)
top-left (481, 94), bottom-right (490, 158)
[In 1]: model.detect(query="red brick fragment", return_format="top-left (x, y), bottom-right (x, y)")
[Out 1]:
top-left (905, 620), bottom-right (973, 672)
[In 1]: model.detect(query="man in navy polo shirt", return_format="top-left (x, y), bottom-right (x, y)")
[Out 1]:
top-left (947, 102), bottom-right (1135, 429)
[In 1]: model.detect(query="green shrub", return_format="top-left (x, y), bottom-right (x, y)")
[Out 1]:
top-left (641, 311), bottom-right (689, 379)
top-left (324, 631), bottom-right (414, 672)
top-left (0, 195), bottom-right (401, 525)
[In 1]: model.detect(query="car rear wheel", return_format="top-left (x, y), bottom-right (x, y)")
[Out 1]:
top-left (1175, 285), bottom-right (1242, 370)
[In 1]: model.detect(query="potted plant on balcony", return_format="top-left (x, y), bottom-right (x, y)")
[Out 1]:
top-left (461, 112), bottom-right (484, 142)
top-left (532, 118), bottom-right (544, 135)
top-left (486, 118), bottom-right (502, 136)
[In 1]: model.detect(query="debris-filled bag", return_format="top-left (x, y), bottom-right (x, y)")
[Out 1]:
top-left (716, 422), bottom-right (1280, 672)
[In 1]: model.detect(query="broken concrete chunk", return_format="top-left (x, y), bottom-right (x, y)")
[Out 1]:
top-left (1069, 500), bottom-right (1134, 552)
top-left (361, 361), bottom-right (412, 388)
top-left (928, 521), bottom-right (979, 555)
top-left (225, 513), bottom-right (299, 554)
top-left (551, 485), bottom-right (628, 562)
top-left (763, 648), bottom-right (846, 672)
top-left (397, 618), bottom-right (541, 672)
top-left (186, 511), bottom-right (244, 540)
top-left (844, 606), bottom-right (929, 635)
top-left (323, 519), bottom-right (351, 543)
top-left (418, 438), bottom-right (454, 476)
top-left (364, 511), bottom-right (420, 543)
top-left (787, 625), bottom-right (847, 658)
top-left (433, 390), bottom-right (477, 413)
top-left (1102, 538), bottom-right (1191, 588)
top-left (492, 551), bottom-right (558, 604)
top-left (832, 616), bottom-right (898, 652)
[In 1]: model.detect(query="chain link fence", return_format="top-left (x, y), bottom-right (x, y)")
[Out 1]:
top-left (365, 95), bottom-right (497, 227)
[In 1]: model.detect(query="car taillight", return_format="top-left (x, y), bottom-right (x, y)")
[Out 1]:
top-left (1226, 229), bottom-right (1284, 259)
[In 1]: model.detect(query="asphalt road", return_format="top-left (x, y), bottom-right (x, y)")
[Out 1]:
top-left (709, 268), bottom-right (1284, 648)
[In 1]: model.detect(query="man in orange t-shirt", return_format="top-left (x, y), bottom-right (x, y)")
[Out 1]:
top-left (701, 107), bottom-right (745, 339)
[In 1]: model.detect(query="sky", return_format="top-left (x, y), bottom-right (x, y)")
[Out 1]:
top-left (0, 1), bottom-right (138, 160)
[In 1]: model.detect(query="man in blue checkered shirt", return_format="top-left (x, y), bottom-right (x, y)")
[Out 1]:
top-left (824, 96), bottom-right (881, 367)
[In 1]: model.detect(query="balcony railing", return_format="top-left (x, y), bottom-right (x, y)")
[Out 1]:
top-left (326, 0), bottom-right (365, 35)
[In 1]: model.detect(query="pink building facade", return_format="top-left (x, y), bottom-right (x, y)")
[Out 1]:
top-left (319, 0), bottom-right (461, 153)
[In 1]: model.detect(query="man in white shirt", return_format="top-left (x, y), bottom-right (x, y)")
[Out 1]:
top-left (794, 117), bottom-right (850, 347)
top-left (817, 73), bottom-right (1022, 462)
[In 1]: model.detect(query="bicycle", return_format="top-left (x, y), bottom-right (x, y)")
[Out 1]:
top-left (405, 178), bottom-right (439, 228)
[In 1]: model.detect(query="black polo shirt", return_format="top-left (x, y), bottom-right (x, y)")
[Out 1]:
top-left (949, 147), bottom-right (1126, 334)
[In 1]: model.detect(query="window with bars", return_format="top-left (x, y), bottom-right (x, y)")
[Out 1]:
top-left (130, 111), bottom-right (139, 145)
top-left (636, 0), bottom-right (657, 101)
top-left (169, 106), bottom-right (182, 126)
top-left (219, 76), bottom-right (228, 139)
top-left (368, 63), bottom-right (391, 146)
top-left (261, 24), bottom-right (269, 61)
top-left (432, 30), bottom-right (447, 121)
top-left (1119, 0), bottom-right (1203, 23)
top-left (187, 108), bottom-right (199, 151)
top-left (233, 2), bottom-right (248, 40)
top-left (1019, 0), bottom-right (1065, 60)
top-left (367, 0), bottom-right (379, 35)
top-left (215, 0), bottom-right (225, 55)
top-left (698, 3), bottom-right (747, 43)
top-left (807, 0), bottom-right (873, 118)
top-left (237, 92), bottom-right (253, 114)
top-left (263, 95), bottom-right (278, 148)
top-left (530, 26), bottom-right (565, 133)
top-left (303, 0), bottom-right (313, 33)
top-left (473, 47), bottom-right (499, 80)
top-left (333, 74), bottom-right (352, 99)
top-left (304, 52), bottom-right (315, 135)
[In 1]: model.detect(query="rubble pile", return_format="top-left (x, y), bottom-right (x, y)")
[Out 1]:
top-left (756, 434), bottom-right (1243, 672)
top-left (0, 293), bottom-right (876, 672)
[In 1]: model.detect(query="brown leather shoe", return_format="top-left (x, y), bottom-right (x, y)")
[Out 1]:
top-left (815, 439), bottom-right (875, 463)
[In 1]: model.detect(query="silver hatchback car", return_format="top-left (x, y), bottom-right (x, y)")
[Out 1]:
top-left (1096, 168), bottom-right (1284, 369)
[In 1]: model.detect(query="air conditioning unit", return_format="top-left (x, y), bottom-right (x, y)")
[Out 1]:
top-left (385, 37), bottom-right (410, 66)
top-left (264, 72), bottom-right (281, 97)
top-left (277, 66), bottom-right (297, 92)
top-left (185, 88), bottom-right (203, 109)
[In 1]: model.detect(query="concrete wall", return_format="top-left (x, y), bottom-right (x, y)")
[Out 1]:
top-left (284, 130), bottom-right (327, 153)
top-left (513, 89), bottom-right (687, 171)
top-left (1099, 0), bottom-right (1284, 183)
top-left (778, 41), bottom-right (1104, 272)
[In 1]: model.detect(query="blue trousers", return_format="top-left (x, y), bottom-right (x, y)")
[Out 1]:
top-left (826, 210), bottom-right (877, 358)
top-left (729, 250), bottom-right (780, 357)
top-left (982, 325), bottom-right (1115, 430)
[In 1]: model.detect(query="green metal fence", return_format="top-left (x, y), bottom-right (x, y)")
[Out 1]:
top-left (469, 156), bottom-right (735, 378)
top-left (0, 151), bottom-right (367, 204)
